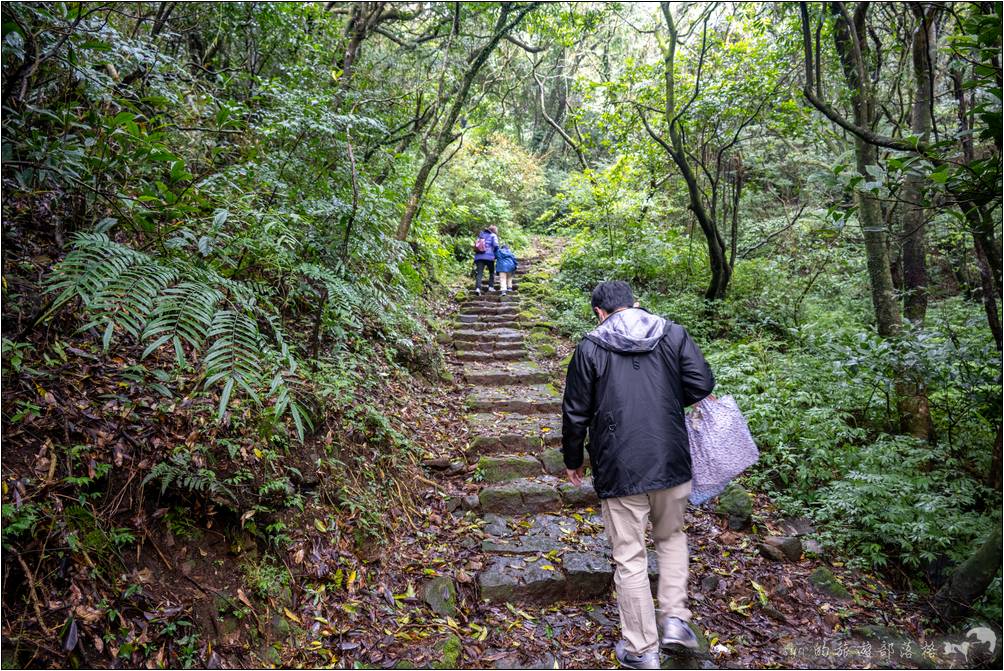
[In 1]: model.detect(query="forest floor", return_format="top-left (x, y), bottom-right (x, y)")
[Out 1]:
top-left (1, 237), bottom-right (987, 670)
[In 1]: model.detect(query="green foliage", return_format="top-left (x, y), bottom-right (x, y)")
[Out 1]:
top-left (813, 436), bottom-right (998, 571)
top-left (241, 555), bottom-right (291, 601)
top-left (143, 449), bottom-right (235, 504)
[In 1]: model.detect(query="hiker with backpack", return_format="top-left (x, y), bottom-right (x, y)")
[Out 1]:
top-left (494, 244), bottom-right (518, 295)
top-left (473, 225), bottom-right (499, 295)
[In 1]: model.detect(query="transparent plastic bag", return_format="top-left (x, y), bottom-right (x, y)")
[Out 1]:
top-left (685, 395), bottom-right (759, 505)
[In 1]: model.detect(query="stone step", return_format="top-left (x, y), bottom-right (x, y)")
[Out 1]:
top-left (476, 512), bottom-right (673, 605)
top-left (459, 310), bottom-right (520, 321)
top-left (454, 340), bottom-right (525, 353)
top-left (454, 320), bottom-right (520, 331)
top-left (476, 455), bottom-right (543, 482)
top-left (465, 296), bottom-right (521, 304)
top-left (462, 363), bottom-right (548, 386)
top-left (465, 385), bottom-right (560, 413)
top-left (464, 291), bottom-right (516, 302)
top-left (467, 413), bottom-right (561, 450)
top-left (455, 349), bottom-right (529, 362)
top-left (477, 476), bottom-right (598, 514)
top-left (459, 304), bottom-right (519, 313)
top-left (460, 306), bottom-right (520, 316)
top-left (476, 511), bottom-right (619, 604)
top-left (452, 328), bottom-right (524, 344)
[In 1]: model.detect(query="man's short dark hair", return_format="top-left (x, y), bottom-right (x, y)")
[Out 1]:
top-left (591, 281), bottom-right (635, 312)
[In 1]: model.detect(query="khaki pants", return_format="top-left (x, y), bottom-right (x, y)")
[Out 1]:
top-left (498, 272), bottom-right (512, 291)
top-left (600, 480), bottom-right (692, 655)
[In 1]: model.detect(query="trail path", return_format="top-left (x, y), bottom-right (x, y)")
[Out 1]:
top-left (434, 237), bottom-right (954, 669)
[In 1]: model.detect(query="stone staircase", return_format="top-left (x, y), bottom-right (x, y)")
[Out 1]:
top-left (449, 254), bottom-right (636, 607)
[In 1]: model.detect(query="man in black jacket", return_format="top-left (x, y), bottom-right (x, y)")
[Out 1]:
top-left (562, 281), bottom-right (715, 670)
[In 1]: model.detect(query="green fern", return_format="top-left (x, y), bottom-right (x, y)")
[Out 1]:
top-left (46, 233), bottom-right (310, 438)
top-left (204, 309), bottom-right (265, 416)
top-left (143, 452), bottom-right (235, 504)
top-left (141, 281), bottom-right (224, 364)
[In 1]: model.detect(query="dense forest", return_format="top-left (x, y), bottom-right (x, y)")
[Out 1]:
top-left (1, 2), bottom-right (1001, 669)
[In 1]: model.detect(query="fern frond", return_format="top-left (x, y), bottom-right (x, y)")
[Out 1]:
top-left (46, 233), bottom-right (147, 316)
top-left (204, 309), bottom-right (265, 418)
top-left (141, 281), bottom-right (223, 364)
top-left (88, 261), bottom-right (179, 346)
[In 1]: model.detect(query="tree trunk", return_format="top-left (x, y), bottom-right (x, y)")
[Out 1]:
top-left (396, 155), bottom-right (436, 242)
top-left (856, 141), bottom-right (902, 338)
top-left (930, 527), bottom-right (1003, 623)
top-left (973, 233), bottom-right (1003, 351)
top-left (657, 2), bottom-right (731, 301)
top-left (900, 3), bottom-right (937, 324)
top-left (828, 2), bottom-right (935, 438)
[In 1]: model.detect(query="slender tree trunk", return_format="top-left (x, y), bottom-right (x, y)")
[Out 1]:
top-left (729, 155), bottom-right (742, 269)
top-left (655, 2), bottom-right (731, 300)
top-left (830, 4), bottom-right (901, 336)
top-left (396, 155), bottom-right (437, 241)
top-left (900, 3), bottom-right (937, 324)
top-left (973, 233), bottom-right (1003, 352)
top-left (828, 3), bottom-right (936, 438)
top-left (856, 144), bottom-right (902, 338)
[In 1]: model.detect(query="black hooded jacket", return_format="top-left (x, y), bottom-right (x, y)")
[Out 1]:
top-left (561, 308), bottom-right (715, 499)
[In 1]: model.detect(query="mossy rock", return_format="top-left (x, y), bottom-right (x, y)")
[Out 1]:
top-left (270, 613), bottom-right (291, 638)
top-left (258, 643), bottom-right (282, 666)
top-left (422, 576), bottom-right (458, 617)
top-left (526, 330), bottom-right (551, 343)
top-left (810, 566), bottom-right (852, 600)
top-left (539, 448), bottom-right (565, 475)
top-left (715, 483), bottom-right (752, 530)
top-left (432, 634), bottom-right (462, 669)
top-left (535, 343), bottom-right (557, 358)
top-left (540, 448), bottom-right (590, 475)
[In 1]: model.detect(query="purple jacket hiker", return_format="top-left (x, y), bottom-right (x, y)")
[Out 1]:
top-left (474, 229), bottom-right (499, 261)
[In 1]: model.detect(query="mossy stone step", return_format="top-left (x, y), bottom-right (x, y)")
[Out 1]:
top-left (461, 305), bottom-right (520, 315)
top-left (467, 412), bottom-right (561, 451)
top-left (456, 349), bottom-right (529, 362)
top-left (478, 478), bottom-right (562, 514)
top-left (463, 303), bottom-right (526, 311)
top-left (476, 455), bottom-right (542, 482)
top-left (462, 363), bottom-right (548, 386)
top-left (477, 512), bottom-right (688, 606)
top-left (452, 328), bottom-right (524, 344)
top-left (466, 384), bottom-right (560, 413)
top-left (455, 318), bottom-right (520, 329)
top-left (454, 340), bottom-right (525, 353)
top-left (463, 291), bottom-right (516, 302)
top-left (477, 476), bottom-right (598, 513)
top-left (458, 312), bottom-right (519, 323)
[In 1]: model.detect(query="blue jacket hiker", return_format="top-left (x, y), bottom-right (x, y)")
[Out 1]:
top-left (473, 225), bottom-right (499, 295)
top-left (495, 245), bottom-right (518, 294)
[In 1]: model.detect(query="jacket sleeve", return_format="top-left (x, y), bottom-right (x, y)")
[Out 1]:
top-left (678, 326), bottom-right (715, 406)
top-left (562, 342), bottom-right (594, 469)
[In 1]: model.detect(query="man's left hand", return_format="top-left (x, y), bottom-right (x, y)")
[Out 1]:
top-left (566, 465), bottom-right (585, 486)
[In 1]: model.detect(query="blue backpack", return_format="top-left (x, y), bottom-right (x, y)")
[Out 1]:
top-left (496, 247), bottom-right (517, 272)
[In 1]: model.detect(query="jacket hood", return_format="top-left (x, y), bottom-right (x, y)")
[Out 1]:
top-left (585, 307), bottom-right (667, 353)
